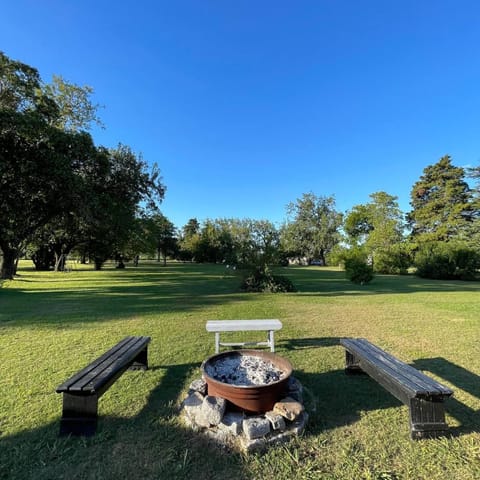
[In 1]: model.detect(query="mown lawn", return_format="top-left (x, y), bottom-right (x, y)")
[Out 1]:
top-left (1, 261), bottom-right (480, 479)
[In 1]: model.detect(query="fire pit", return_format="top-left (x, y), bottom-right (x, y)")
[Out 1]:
top-left (201, 349), bottom-right (293, 413)
top-left (182, 350), bottom-right (307, 452)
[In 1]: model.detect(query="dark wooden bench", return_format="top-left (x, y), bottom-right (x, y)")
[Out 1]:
top-left (340, 338), bottom-right (453, 439)
top-left (56, 336), bottom-right (151, 436)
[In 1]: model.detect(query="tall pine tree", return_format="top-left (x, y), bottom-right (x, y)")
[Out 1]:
top-left (407, 155), bottom-right (474, 244)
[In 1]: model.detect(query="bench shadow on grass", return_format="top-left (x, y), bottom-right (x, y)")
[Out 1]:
top-left (280, 337), bottom-right (480, 439)
top-left (413, 357), bottom-right (480, 436)
top-left (0, 361), bottom-right (250, 480)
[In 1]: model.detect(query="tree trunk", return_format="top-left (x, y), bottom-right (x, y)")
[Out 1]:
top-left (54, 253), bottom-right (66, 272)
top-left (1, 247), bottom-right (18, 280)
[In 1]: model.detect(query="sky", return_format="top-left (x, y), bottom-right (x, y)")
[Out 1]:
top-left (2, 1), bottom-right (480, 229)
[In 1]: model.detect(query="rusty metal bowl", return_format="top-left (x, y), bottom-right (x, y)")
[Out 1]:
top-left (201, 349), bottom-right (293, 413)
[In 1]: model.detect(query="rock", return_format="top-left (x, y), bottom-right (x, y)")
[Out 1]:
top-left (273, 397), bottom-right (304, 421)
top-left (182, 391), bottom-right (204, 420)
top-left (201, 396), bottom-right (226, 426)
top-left (189, 378), bottom-right (207, 395)
top-left (289, 411), bottom-right (309, 435)
top-left (218, 412), bottom-right (244, 436)
top-left (242, 416), bottom-right (271, 440)
top-left (286, 376), bottom-right (304, 403)
top-left (239, 435), bottom-right (268, 453)
top-left (265, 411), bottom-right (286, 431)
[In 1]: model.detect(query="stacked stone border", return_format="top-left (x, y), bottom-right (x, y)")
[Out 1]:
top-left (181, 376), bottom-right (308, 453)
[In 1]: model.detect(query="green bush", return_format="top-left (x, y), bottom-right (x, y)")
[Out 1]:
top-left (342, 250), bottom-right (374, 284)
top-left (415, 242), bottom-right (480, 280)
top-left (240, 267), bottom-right (296, 292)
top-left (373, 244), bottom-right (412, 275)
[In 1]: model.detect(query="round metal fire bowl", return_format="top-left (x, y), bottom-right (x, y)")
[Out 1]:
top-left (201, 349), bottom-right (293, 414)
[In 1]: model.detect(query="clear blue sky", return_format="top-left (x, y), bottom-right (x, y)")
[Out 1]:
top-left (2, 1), bottom-right (480, 229)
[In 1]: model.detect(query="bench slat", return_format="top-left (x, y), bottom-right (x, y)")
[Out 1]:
top-left (342, 339), bottom-right (436, 395)
top-left (57, 336), bottom-right (150, 394)
top-left (341, 338), bottom-right (453, 398)
top-left (353, 339), bottom-right (452, 396)
top-left (342, 338), bottom-right (449, 397)
top-left (72, 337), bottom-right (150, 393)
top-left (56, 337), bottom-right (134, 392)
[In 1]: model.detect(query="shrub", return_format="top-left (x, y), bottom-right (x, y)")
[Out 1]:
top-left (373, 244), bottom-right (412, 275)
top-left (344, 257), bottom-right (374, 284)
top-left (240, 267), bottom-right (296, 293)
top-left (414, 242), bottom-right (480, 280)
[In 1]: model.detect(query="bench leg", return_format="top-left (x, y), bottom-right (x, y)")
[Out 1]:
top-left (344, 350), bottom-right (366, 375)
top-left (215, 332), bottom-right (220, 354)
top-left (409, 397), bottom-right (449, 440)
top-left (129, 345), bottom-right (149, 370)
top-left (59, 393), bottom-right (98, 436)
top-left (268, 330), bottom-right (275, 352)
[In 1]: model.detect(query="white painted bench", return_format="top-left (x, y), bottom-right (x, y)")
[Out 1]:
top-left (206, 319), bottom-right (283, 353)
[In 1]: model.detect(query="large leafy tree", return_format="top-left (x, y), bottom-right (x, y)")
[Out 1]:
top-left (84, 145), bottom-right (164, 270)
top-left (407, 155), bottom-right (474, 244)
top-left (0, 52), bottom-right (94, 278)
top-left (345, 191), bottom-right (404, 251)
top-left (0, 110), bottom-right (96, 278)
top-left (281, 193), bottom-right (343, 265)
top-left (27, 132), bottom-right (100, 271)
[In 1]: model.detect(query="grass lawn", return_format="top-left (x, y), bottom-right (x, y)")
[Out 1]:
top-left (1, 261), bottom-right (480, 479)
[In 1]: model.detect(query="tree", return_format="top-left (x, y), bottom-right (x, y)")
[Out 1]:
top-left (0, 109), bottom-right (92, 278)
top-left (84, 145), bottom-right (165, 270)
top-left (281, 193), bottom-right (343, 265)
top-left (150, 214), bottom-right (177, 265)
top-left (0, 52), bottom-right (103, 278)
top-left (178, 218), bottom-right (201, 261)
top-left (42, 75), bottom-right (104, 132)
top-left (0, 51), bottom-right (42, 112)
top-left (407, 155), bottom-right (474, 244)
top-left (344, 191), bottom-right (405, 271)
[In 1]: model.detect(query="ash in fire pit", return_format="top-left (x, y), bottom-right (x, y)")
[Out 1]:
top-left (201, 349), bottom-right (293, 413)
top-left (204, 355), bottom-right (285, 386)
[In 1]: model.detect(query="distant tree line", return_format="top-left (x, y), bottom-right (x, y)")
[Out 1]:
top-left (172, 156), bottom-right (479, 282)
top-left (1, 52), bottom-right (479, 282)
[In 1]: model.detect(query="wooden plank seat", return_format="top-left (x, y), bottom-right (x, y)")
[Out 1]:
top-left (340, 338), bottom-right (453, 439)
top-left (56, 336), bottom-right (151, 436)
top-left (206, 319), bottom-right (282, 353)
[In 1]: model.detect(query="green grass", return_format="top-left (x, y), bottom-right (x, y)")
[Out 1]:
top-left (1, 261), bottom-right (480, 479)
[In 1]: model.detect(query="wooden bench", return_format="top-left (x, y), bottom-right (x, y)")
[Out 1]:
top-left (56, 336), bottom-right (151, 436)
top-left (206, 319), bottom-right (282, 353)
top-left (340, 338), bottom-right (453, 439)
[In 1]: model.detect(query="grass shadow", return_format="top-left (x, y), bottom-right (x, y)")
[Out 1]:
top-left (280, 338), bottom-right (480, 439)
top-left (0, 360), bottom-right (249, 480)
top-left (0, 263), bottom-right (251, 326)
top-left (280, 266), bottom-right (480, 297)
top-left (279, 336), bottom-right (341, 351)
top-left (412, 357), bottom-right (480, 436)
